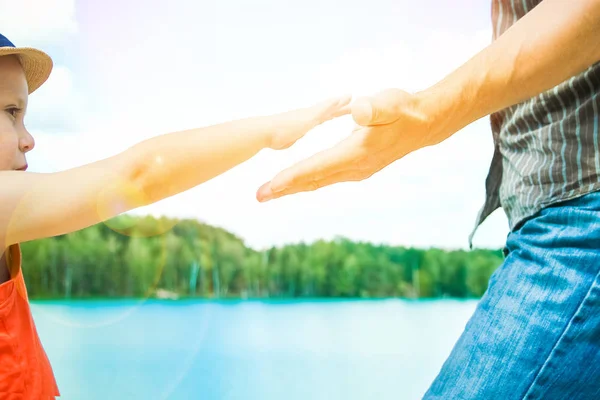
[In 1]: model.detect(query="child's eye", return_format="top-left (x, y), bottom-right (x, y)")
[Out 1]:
top-left (5, 107), bottom-right (22, 119)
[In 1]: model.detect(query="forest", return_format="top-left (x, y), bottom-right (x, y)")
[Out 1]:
top-left (19, 215), bottom-right (504, 300)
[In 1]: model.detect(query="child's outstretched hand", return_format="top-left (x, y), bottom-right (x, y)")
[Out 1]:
top-left (267, 94), bottom-right (352, 150)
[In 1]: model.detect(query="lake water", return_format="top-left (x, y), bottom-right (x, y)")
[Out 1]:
top-left (31, 299), bottom-right (479, 400)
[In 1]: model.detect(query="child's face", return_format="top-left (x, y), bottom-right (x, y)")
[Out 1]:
top-left (0, 55), bottom-right (35, 171)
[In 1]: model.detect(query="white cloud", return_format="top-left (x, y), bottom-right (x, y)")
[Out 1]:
top-left (314, 28), bottom-right (492, 97)
top-left (417, 29), bottom-right (492, 86)
top-left (87, 25), bottom-right (507, 251)
top-left (24, 2), bottom-right (508, 251)
top-left (0, 0), bottom-right (77, 46)
top-left (24, 64), bottom-right (101, 176)
top-left (26, 66), bottom-right (90, 133)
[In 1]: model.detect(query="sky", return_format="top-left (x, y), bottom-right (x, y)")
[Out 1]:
top-left (0, 0), bottom-right (511, 251)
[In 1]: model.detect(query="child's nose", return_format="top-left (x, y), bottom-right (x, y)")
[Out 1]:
top-left (19, 129), bottom-right (35, 153)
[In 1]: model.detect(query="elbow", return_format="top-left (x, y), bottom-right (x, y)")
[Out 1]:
top-left (125, 147), bottom-right (166, 207)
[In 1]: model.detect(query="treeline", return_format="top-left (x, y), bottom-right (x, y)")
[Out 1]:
top-left (20, 215), bottom-right (504, 300)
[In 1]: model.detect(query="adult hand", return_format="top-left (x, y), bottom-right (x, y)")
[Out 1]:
top-left (256, 88), bottom-right (440, 202)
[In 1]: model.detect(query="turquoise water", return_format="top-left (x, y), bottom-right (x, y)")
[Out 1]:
top-left (31, 299), bottom-right (478, 400)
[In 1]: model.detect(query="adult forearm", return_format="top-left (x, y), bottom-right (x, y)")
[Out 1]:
top-left (419, 0), bottom-right (600, 142)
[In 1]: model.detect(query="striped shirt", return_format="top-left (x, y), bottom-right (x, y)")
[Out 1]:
top-left (469, 0), bottom-right (600, 246)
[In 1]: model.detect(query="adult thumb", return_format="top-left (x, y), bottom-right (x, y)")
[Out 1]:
top-left (351, 88), bottom-right (407, 126)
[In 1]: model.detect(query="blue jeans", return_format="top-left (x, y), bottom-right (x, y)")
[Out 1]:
top-left (423, 190), bottom-right (600, 400)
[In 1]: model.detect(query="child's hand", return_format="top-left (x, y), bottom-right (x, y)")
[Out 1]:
top-left (268, 94), bottom-right (352, 150)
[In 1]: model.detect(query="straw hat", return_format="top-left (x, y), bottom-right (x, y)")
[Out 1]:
top-left (0, 33), bottom-right (53, 94)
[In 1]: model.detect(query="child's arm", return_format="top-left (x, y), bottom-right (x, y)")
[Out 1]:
top-left (0, 95), bottom-right (350, 246)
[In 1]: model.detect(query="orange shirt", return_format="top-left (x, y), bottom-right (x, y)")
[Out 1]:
top-left (0, 244), bottom-right (60, 399)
